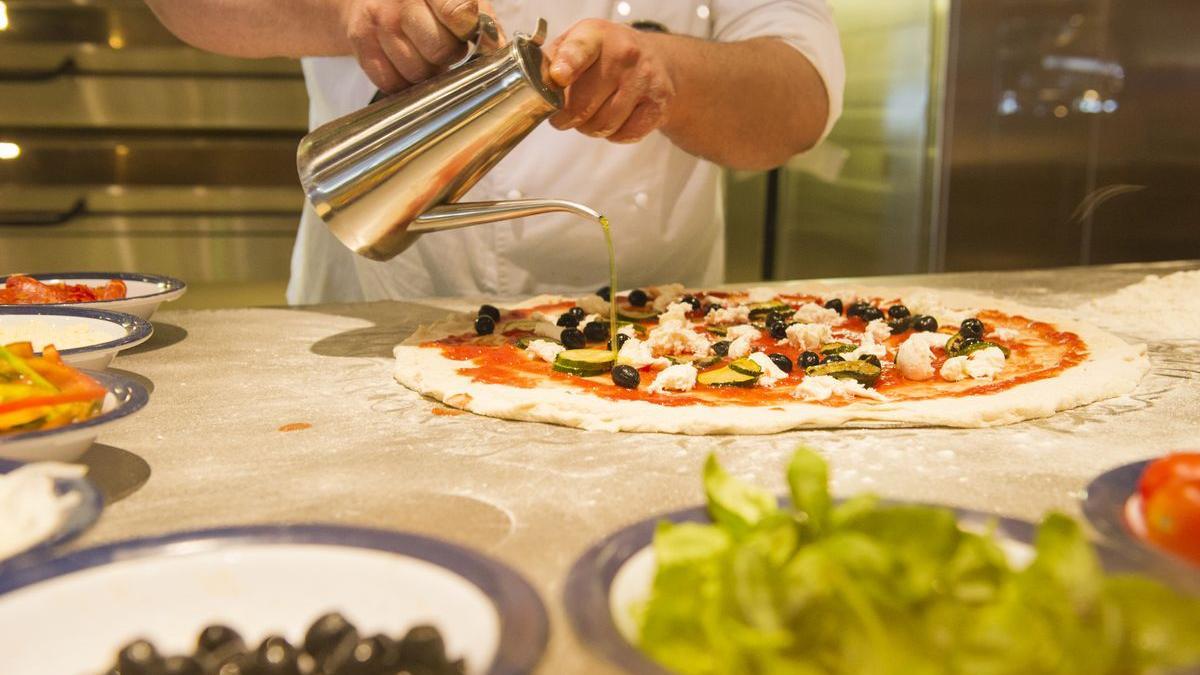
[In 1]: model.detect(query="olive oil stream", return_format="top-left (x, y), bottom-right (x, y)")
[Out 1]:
top-left (600, 215), bottom-right (619, 359)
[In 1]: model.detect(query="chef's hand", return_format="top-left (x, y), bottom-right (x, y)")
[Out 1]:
top-left (545, 20), bottom-right (676, 144)
top-left (341, 0), bottom-right (481, 93)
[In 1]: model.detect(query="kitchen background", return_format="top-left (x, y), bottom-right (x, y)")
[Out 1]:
top-left (1, 0), bottom-right (1197, 308)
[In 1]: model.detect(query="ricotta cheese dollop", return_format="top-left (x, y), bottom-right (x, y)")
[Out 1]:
top-left (651, 283), bottom-right (687, 312)
top-left (940, 346), bottom-right (1007, 382)
top-left (792, 302), bottom-right (841, 325)
top-left (793, 375), bottom-right (888, 402)
top-left (748, 351), bottom-right (788, 387)
top-left (618, 337), bottom-right (671, 370)
top-left (705, 305), bottom-right (751, 326)
top-left (525, 339), bottom-right (565, 363)
top-left (647, 363), bottom-right (699, 393)
top-left (784, 323), bottom-right (833, 352)
top-left (727, 334), bottom-right (755, 360)
top-left (895, 332), bottom-right (950, 381)
top-left (577, 294), bottom-right (610, 316)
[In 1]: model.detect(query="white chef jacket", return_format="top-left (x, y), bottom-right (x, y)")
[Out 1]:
top-left (288, 0), bottom-right (844, 304)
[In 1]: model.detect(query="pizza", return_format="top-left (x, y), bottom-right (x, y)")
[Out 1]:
top-left (393, 284), bottom-right (1149, 434)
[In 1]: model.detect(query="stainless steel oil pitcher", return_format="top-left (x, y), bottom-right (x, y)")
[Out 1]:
top-left (296, 17), bottom-right (600, 261)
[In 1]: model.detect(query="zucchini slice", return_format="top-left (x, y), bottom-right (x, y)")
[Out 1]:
top-left (617, 321), bottom-right (648, 335)
top-left (692, 355), bottom-right (724, 369)
top-left (706, 325), bottom-right (728, 337)
top-left (820, 342), bottom-right (857, 355)
top-left (617, 309), bottom-right (659, 322)
top-left (804, 360), bottom-right (882, 387)
top-left (959, 340), bottom-right (1011, 359)
top-left (748, 301), bottom-right (791, 320)
top-left (500, 319), bottom-right (539, 333)
top-left (697, 366), bottom-right (759, 388)
top-left (516, 335), bottom-right (560, 349)
top-left (553, 349), bottom-right (616, 376)
top-left (946, 333), bottom-right (1011, 358)
top-left (728, 357), bottom-right (764, 377)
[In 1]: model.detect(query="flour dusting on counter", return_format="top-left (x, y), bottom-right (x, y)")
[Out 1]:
top-left (1081, 270), bottom-right (1200, 340)
top-left (0, 462), bottom-right (85, 560)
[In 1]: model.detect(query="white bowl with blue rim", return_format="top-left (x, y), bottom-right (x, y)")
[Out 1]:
top-left (0, 525), bottom-right (548, 675)
top-left (0, 369), bottom-right (150, 463)
top-left (0, 459), bottom-right (103, 567)
top-left (1, 272), bottom-right (187, 321)
top-left (0, 307), bottom-right (153, 370)
top-left (563, 500), bottom-right (1184, 675)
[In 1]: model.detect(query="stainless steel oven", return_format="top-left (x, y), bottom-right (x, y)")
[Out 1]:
top-left (0, 0), bottom-right (308, 302)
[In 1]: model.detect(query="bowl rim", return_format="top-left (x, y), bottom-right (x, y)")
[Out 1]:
top-left (0, 306), bottom-right (153, 357)
top-left (0, 368), bottom-right (149, 444)
top-left (0, 524), bottom-right (550, 675)
top-left (0, 272), bottom-right (187, 307)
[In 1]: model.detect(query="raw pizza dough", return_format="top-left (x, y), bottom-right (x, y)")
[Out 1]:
top-left (393, 285), bottom-right (1149, 434)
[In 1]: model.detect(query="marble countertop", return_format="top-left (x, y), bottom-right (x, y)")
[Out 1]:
top-left (63, 260), bottom-right (1200, 674)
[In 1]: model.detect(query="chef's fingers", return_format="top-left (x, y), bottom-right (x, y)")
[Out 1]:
top-left (546, 20), bottom-right (606, 89)
top-left (549, 64), bottom-right (619, 131)
top-left (347, 9), bottom-right (410, 92)
top-left (576, 70), bottom-right (647, 138)
top-left (609, 100), bottom-right (667, 144)
top-left (428, 0), bottom-right (479, 40)
top-left (402, 1), bottom-right (468, 67)
top-left (377, 23), bottom-right (436, 85)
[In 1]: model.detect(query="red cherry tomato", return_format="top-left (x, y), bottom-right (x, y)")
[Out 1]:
top-left (1137, 452), bottom-right (1200, 503)
top-left (1143, 479), bottom-right (1200, 566)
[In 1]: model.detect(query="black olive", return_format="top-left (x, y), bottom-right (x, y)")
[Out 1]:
top-left (913, 315), bottom-right (939, 332)
top-left (681, 295), bottom-right (702, 311)
top-left (474, 315), bottom-right (495, 336)
top-left (712, 340), bottom-right (731, 357)
top-left (628, 289), bottom-right (648, 307)
top-left (163, 655), bottom-right (204, 675)
top-left (583, 321), bottom-right (609, 342)
top-left (608, 333), bottom-right (631, 351)
top-left (960, 318), bottom-right (984, 339)
top-left (214, 653), bottom-right (254, 675)
top-left (303, 613), bottom-right (357, 668)
top-left (959, 336), bottom-right (982, 351)
top-left (823, 354), bottom-right (845, 364)
top-left (477, 304), bottom-right (500, 321)
top-left (118, 640), bottom-right (163, 675)
top-left (561, 328), bottom-right (586, 350)
top-left (556, 313), bottom-right (579, 328)
top-left (255, 636), bottom-right (301, 675)
top-left (566, 306), bottom-right (586, 322)
top-left (398, 625), bottom-right (448, 669)
top-left (859, 354), bottom-right (882, 368)
top-left (612, 364), bottom-right (640, 389)
top-left (888, 318), bottom-right (911, 334)
top-left (768, 353), bottom-right (793, 373)
top-left (860, 306), bottom-right (884, 322)
top-left (596, 286), bottom-right (610, 301)
top-left (702, 302), bottom-right (719, 315)
top-left (196, 625), bottom-right (246, 664)
top-left (888, 304), bottom-right (911, 320)
top-left (798, 351), bottom-right (821, 368)
top-left (824, 298), bottom-right (844, 314)
top-left (846, 301), bottom-right (871, 318)
top-left (768, 321), bottom-right (788, 340)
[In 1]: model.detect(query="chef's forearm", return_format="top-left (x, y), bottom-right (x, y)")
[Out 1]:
top-left (652, 35), bottom-right (830, 171)
top-left (144, 0), bottom-right (350, 58)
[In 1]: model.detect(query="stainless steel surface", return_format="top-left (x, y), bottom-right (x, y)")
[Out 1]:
top-left (68, 261), bottom-right (1199, 674)
top-left (937, 0), bottom-right (1200, 270)
top-left (759, 0), bottom-right (1200, 283)
top-left (0, 0), bottom-right (306, 292)
top-left (297, 18), bottom-right (574, 261)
